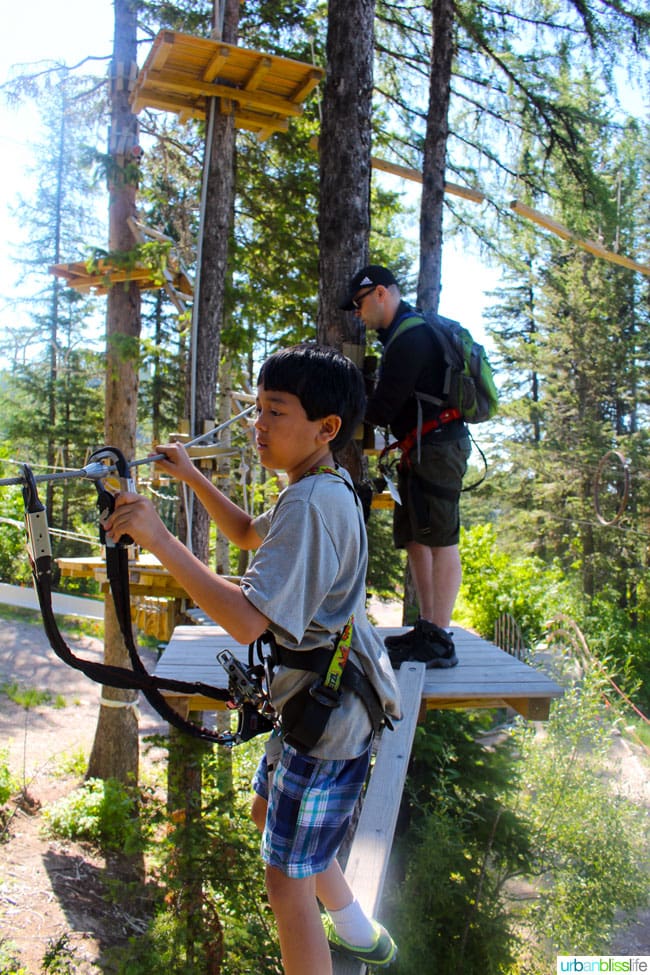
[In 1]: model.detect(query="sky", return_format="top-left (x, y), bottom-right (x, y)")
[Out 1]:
top-left (0, 0), bottom-right (503, 359)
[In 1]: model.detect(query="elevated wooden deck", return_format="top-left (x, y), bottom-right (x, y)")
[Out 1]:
top-left (155, 623), bottom-right (563, 721)
top-left (131, 30), bottom-right (324, 139)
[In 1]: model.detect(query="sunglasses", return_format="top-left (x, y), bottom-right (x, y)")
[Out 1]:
top-left (351, 285), bottom-right (377, 310)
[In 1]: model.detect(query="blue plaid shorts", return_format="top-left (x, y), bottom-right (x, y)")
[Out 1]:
top-left (252, 738), bottom-right (371, 879)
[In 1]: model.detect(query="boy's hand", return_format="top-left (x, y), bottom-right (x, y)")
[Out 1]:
top-left (103, 492), bottom-right (168, 551)
top-left (152, 441), bottom-right (197, 484)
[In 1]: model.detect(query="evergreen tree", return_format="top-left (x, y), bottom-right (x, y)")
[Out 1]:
top-left (483, 91), bottom-right (650, 618)
top-left (0, 70), bottom-right (106, 550)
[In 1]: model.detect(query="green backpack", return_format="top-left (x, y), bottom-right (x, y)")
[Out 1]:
top-left (384, 310), bottom-right (499, 424)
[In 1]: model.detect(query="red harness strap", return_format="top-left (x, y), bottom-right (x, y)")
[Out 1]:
top-left (380, 407), bottom-right (462, 468)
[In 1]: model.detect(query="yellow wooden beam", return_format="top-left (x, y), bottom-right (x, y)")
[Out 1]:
top-left (510, 200), bottom-right (650, 278)
top-left (370, 154), bottom-right (486, 204)
top-left (289, 69), bottom-right (324, 105)
top-left (202, 46), bottom-right (232, 82)
top-left (143, 69), bottom-right (304, 117)
top-left (308, 136), bottom-right (485, 204)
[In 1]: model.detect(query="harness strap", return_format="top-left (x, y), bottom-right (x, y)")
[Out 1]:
top-left (20, 462), bottom-right (250, 747)
top-left (254, 624), bottom-right (390, 754)
top-left (379, 408), bottom-right (462, 472)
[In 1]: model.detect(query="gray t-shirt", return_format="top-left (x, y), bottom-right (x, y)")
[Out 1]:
top-left (240, 467), bottom-right (401, 759)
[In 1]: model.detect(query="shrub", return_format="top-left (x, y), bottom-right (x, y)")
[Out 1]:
top-left (0, 938), bottom-right (27, 975)
top-left (0, 749), bottom-right (12, 809)
top-left (42, 778), bottom-right (147, 853)
top-left (457, 523), bottom-right (570, 642)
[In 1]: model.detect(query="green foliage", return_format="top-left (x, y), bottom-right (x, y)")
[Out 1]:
top-left (0, 681), bottom-right (53, 709)
top-left (391, 810), bottom-right (517, 975)
top-left (41, 934), bottom-right (77, 975)
top-left (53, 748), bottom-right (88, 778)
top-left (506, 667), bottom-right (649, 964)
top-left (0, 446), bottom-right (31, 586)
top-left (0, 939), bottom-right (27, 975)
top-left (457, 523), bottom-right (570, 642)
top-left (366, 508), bottom-right (406, 600)
top-left (386, 669), bottom-right (649, 975)
top-left (0, 749), bottom-right (13, 809)
top-left (387, 710), bottom-right (527, 975)
top-left (107, 736), bottom-right (282, 975)
top-left (42, 778), bottom-right (148, 854)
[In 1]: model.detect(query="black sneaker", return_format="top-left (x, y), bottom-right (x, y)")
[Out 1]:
top-left (387, 619), bottom-right (458, 669)
top-left (383, 623), bottom-right (419, 652)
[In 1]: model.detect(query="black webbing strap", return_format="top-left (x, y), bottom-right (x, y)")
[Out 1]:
top-left (253, 630), bottom-right (391, 754)
top-left (20, 461), bottom-right (256, 746)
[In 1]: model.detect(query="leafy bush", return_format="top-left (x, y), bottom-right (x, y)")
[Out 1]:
top-left (387, 710), bottom-right (528, 975)
top-left (386, 665), bottom-right (649, 975)
top-left (457, 523), bottom-right (571, 642)
top-left (366, 508), bottom-right (406, 600)
top-left (42, 778), bottom-right (147, 853)
top-left (41, 934), bottom-right (77, 975)
top-left (0, 749), bottom-right (12, 809)
top-left (506, 666), bottom-right (649, 963)
top-left (0, 472), bottom-right (30, 587)
top-left (0, 938), bottom-right (27, 975)
top-left (107, 737), bottom-right (282, 975)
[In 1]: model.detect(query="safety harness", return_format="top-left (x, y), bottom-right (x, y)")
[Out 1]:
top-left (20, 450), bottom-right (272, 747)
top-left (245, 465), bottom-right (393, 754)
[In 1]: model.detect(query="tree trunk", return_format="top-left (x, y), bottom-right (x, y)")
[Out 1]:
top-left (185, 0), bottom-right (240, 563)
top-left (417, 0), bottom-right (455, 313)
top-left (317, 0), bottom-right (375, 482)
top-left (406, 0), bottom-right (455, 621)
top-left (87, 0), bottom-right (141, 784)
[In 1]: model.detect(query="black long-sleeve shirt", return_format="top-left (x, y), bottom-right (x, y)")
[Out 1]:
top-left (365, 300), bottom-right (467, 443)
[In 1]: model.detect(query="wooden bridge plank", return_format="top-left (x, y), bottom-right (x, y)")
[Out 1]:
top-left (332, 662), bottom-right (425, 975)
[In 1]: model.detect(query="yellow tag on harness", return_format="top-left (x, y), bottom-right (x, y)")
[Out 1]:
top-left (323, 614), bottom-right (354, 693)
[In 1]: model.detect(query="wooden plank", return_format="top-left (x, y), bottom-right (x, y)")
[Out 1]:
top-left (332, 662), bottom-right (425, 975)
top-left (308, 137), bottom-right (485, 204)
top-left (289, 69), bottom-right (323, 105)
top-left (202, 46), bottom-right (231, 82)
top-left (510, 200), bottom-right (650, 278)
top-left (153, 624), bottom-right (564, 718)
top-left (142, 69), bottom-right (304, 117)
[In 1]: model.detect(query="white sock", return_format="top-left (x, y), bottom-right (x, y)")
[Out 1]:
top-left (329, 898), bottom-right (376, 948)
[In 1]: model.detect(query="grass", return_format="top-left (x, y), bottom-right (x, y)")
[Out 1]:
top-left (0, 602), bottom-right (104, 640)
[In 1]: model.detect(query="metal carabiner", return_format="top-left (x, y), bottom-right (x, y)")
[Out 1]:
top-left (20, 464), bottom-right (52, 577)
top-left (87, 446), bottom-right (135, 548)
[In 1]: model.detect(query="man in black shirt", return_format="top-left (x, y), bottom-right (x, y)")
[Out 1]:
top-left (340, 265), bottom-right (471, 669)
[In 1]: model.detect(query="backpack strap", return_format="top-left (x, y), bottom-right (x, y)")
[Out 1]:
top-left (382, 312), bottom-right (456, 461)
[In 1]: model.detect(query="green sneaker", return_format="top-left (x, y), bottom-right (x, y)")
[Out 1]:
top-left (322, 913), bottom-right (398, 967)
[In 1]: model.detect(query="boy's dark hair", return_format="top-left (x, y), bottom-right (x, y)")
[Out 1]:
top-left (257, 344), bottom-right (366, 452)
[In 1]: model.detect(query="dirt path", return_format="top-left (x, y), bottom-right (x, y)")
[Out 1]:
top-left (0, 618), bottom-right (173, 973)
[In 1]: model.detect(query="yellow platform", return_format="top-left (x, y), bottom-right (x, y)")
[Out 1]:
top-left (131, 30), bottom-right (324, 138)
top-left (49, 257), bottom-right (193, 297)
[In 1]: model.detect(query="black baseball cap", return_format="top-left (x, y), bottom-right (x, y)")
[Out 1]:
top-left (339, 265), bottom-right (398, 310)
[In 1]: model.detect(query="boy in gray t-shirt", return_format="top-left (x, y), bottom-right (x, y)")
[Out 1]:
top-left (105, 344), bottom-right (400, 974)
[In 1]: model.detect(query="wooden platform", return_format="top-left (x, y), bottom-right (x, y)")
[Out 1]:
top-left (131, 30), bottom-right (324, 138)
top-left (154, 623), bottom-right (564, 721)
top-left (49, 257), bottom-right (193, 297)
